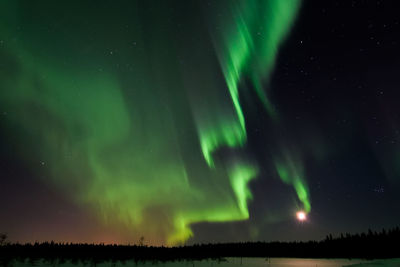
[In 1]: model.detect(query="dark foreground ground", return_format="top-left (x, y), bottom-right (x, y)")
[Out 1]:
top-left (0, 227), bottom-right (399, 265)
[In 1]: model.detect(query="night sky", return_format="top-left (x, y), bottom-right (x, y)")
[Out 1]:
top-left (0, 0), bottom-right (399, 246)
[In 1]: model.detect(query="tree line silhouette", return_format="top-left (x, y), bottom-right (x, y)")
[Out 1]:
top-left (0, 227), bottom-right (399, 265)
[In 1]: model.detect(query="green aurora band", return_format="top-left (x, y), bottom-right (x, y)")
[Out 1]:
top-left (206, 0), bottom-right (310, 213)
top-left (275, 152), bottom-right (311, 213)
top-left (0, 0), bottom-right (308, 245)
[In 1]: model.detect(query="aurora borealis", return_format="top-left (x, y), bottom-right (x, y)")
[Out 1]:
top-left (1, 0), bottom-right (400, 246)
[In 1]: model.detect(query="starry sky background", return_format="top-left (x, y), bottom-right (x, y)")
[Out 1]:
top-left (0, 0), bottom-right (399, 246)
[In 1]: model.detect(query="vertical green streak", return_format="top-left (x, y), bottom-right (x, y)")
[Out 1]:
top-left (228, 164), bottom-right (258, 217)
top-left (275, 153), bottom-right (311, 213)
top-left (199, 122), bottom-right (246, 167)
top-left (206, 0), bottom-right (309, 216)
top-left (202, 0), bottom-right (302, 165)
top-left (215, 0), bottom-right (301, 119)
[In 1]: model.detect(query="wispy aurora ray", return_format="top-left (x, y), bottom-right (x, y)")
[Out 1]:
top-left (207, 0), bottom-right (310, 213)
top-left (0, 0), bottom-right (306, 245)
top-left (275, 152), bottom-right (311, 213)
top-left (203, 0), bottom-right (302, 166)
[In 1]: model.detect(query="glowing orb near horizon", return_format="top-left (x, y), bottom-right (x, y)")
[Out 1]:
top-left (296, 211), bottom-right (307, 221)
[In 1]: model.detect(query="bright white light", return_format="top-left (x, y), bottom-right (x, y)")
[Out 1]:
top-left (296, 211), bottom-right (307, 221)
